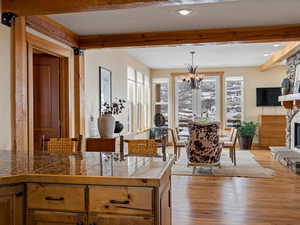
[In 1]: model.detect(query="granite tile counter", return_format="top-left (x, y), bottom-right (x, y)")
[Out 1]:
top-left (0, 150), bottom-right (175, 186)
top-left (0, 150), bottom-right (174, 225)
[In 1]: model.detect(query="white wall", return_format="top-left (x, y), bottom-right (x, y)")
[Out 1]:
top-left (0, 2), bottom-right (12, 150)
top-left (85, 49), bottom-right (150, 137)
top-left (151, 65), bottom-right (287, 143)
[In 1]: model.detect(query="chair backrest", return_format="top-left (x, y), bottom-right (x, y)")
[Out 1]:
top-left (175, 127), bottom-right (182, 141)
top-left (231, 128), bottom-right (238, 145)
top-left (168, 128), bottom-right (179, 146)
top-left (42, 135), bottom-right (83, 153)
top-left (187, 122), bottom-right (222, 164)
top-left (135, 129), bottom-right (150, 140)
top-left (227, 128), bottom-right (234, 140)
top-left (86, 138), bottom-right (115, 152)
top-left (125, 139), bottom-right (157, 156)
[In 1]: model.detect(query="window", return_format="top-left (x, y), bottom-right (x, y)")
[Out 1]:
top-left (143, 75), bottom-right (151, 129)
top-left (176, 75), bottom-right (221, 127)
top-left (152, 79), bottom-right (169, 126)
top-left (225, 76), bottom-right (244, 127)
top-left (176, 78), bottom-right (192, 128)
top-left (127, 66), bottom-right (150, 132)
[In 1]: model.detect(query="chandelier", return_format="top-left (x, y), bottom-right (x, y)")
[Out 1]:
top-left (182, 51), bottom-right (204, 89)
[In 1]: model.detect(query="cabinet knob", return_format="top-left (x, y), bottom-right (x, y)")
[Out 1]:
top-left (15, 192), bottom-right (23, 197)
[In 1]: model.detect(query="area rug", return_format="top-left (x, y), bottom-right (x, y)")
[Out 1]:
top-left (172, 150), bottom-right (275, 178)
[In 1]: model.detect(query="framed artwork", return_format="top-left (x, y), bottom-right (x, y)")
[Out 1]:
top-left (99, 67), bottom-right (112, 114)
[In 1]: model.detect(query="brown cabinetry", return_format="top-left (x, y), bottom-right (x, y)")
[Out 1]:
top-left (89, 186), bottom-right (153, 216)
top-left (260, 115), bottom-right (286, 147)
top-left (27, 183), bottom-right (85, 212)
top-left (0, 185), bottom-right (24, 225)
top-left (25, 183), bottom-right (171, 225)
top-left (160, 183), bottom-right (171, 225)
top-left (89, 213), bottom-right (154, 225)
top-left (27, 210), bottom-right (87, 225)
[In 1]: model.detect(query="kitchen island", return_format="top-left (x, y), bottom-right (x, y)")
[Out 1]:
top-left (0, 150), bottom-right (174, 225)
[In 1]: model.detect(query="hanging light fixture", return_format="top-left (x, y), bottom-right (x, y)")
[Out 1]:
top-left (182, 51), bottom-right (204, 89)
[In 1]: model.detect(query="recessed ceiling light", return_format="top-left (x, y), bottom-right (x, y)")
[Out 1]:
top-left (264, 53), bottom-right (271, 57)
top-left (273, 44), bottom-right (281, 47)
top-left (177, 9), bottom-right (193, 16)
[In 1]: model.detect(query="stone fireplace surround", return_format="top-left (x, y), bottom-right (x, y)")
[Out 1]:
top-left (270, 51), bottom-right (300, 174)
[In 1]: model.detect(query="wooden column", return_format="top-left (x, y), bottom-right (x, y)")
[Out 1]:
top-left (12, 17), bottom-right (28, 152)
top-left (74, 49), bottom-right (85, 137)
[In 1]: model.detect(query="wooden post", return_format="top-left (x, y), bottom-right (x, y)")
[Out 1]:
top-left (120, 135), bottom-right (124, 161)
top-left (74, 48), bottom-right (85, 137)
top-left (12, 16), bottom-right (28, 152)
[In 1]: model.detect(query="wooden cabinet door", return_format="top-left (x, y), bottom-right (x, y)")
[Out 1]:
top-left (160, 183), bottom-right (171, 225)
top-left (0, 185), bottom-right (24, 225)
top-left (89, 213), bottom-right (154, 225)
top-left (0, 195), bottom-right (13, 225)
top-left (27, 210), bottom-right (87, 225)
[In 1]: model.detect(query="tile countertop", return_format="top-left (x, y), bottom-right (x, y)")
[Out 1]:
top-left (0, 150), bottom-right (175, 186)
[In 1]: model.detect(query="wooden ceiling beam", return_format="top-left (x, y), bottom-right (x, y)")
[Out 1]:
top-left (26, 16), bottom-right (79, 47)
top-left (2, 0), bottom-right (202, 16)
top-left (78, 24), bottom-right (300, 49)
top-left (260, 42), bottom-right (300, 72)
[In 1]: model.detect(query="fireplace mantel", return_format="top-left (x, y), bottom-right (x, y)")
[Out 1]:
top-left (279, 94), bottom-right (300, 109)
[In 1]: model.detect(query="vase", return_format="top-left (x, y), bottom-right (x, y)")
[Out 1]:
top-left (114, 121), bottom-right (124, 134)
top-left (281, 78), bottom-right (290, 95)
top-left (98, 114), bottom-right (115, 138)
top-left (238, 136), bottom-right (254, 150)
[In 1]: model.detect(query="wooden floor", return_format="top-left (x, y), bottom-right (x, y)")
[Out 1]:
top-left (172, 150), bottom-right (300, 225)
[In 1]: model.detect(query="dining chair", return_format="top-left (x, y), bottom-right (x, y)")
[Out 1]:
top-left (125, 139), bottom-right (158, 156)
top-left (223, 128), bottom-right (238, 166)
top-left (86, 138), bottom-right (116, 152)
top-left (186, 122), bottom-right (223, 173)
top-left (41, 135), bottom-right (83, 153)
top-left (169, 128), bottom-right (186, 160)
top-left (175, 127), bottom-right (184, 140)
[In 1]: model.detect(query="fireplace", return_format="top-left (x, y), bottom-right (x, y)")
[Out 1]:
top-left (295, 123), bottom-right (300, 149)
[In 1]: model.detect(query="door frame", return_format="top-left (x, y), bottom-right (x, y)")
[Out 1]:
top-left (27, 33), bottom-right (73, 152)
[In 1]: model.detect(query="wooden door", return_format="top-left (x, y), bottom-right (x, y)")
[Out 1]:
top-left (89, 213), bottom-right (154, 225)
top-left (33, 54), bottom-right (61, 151)
top-left (27, 210), bottom-right (87, 225)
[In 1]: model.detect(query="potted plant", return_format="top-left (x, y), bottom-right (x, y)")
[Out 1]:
top-left (98, 98), bottom-right (126, 138)
top-left (237, 121), bottom-right (258, 150)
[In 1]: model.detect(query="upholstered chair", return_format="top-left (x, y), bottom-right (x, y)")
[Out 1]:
top-left (186, 122), bottom-right (223, 169)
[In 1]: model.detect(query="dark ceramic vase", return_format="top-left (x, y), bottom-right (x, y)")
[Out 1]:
top-left (114, 121), bottom-right (124, 134)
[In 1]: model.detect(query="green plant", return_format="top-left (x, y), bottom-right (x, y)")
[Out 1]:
top-left (237, 121), bottom-right (258, 137)
top-left (195, 118), bottom-right (210, 123)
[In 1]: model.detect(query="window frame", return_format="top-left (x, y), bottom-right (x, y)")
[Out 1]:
top-left (224, 76), bottom-right (244, 128)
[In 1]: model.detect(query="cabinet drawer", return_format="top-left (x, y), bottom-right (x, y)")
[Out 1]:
top-left (89, 186), bottom-right (153, 216)
top-left (27, 183), bottom-right (85, 211)
top-left (27, 210), bottom-right (87, 225)
top-left (89, 213), bottom-right (154, 225)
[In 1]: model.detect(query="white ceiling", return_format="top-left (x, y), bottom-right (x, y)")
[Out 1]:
top-left (124, 42), bottom-right (288, 69)
top-left (48, 0), bottom-right (300, 35)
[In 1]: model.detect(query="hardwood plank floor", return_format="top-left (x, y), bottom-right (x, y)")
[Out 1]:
top-left (172, 150), bottom-right (300, 225)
